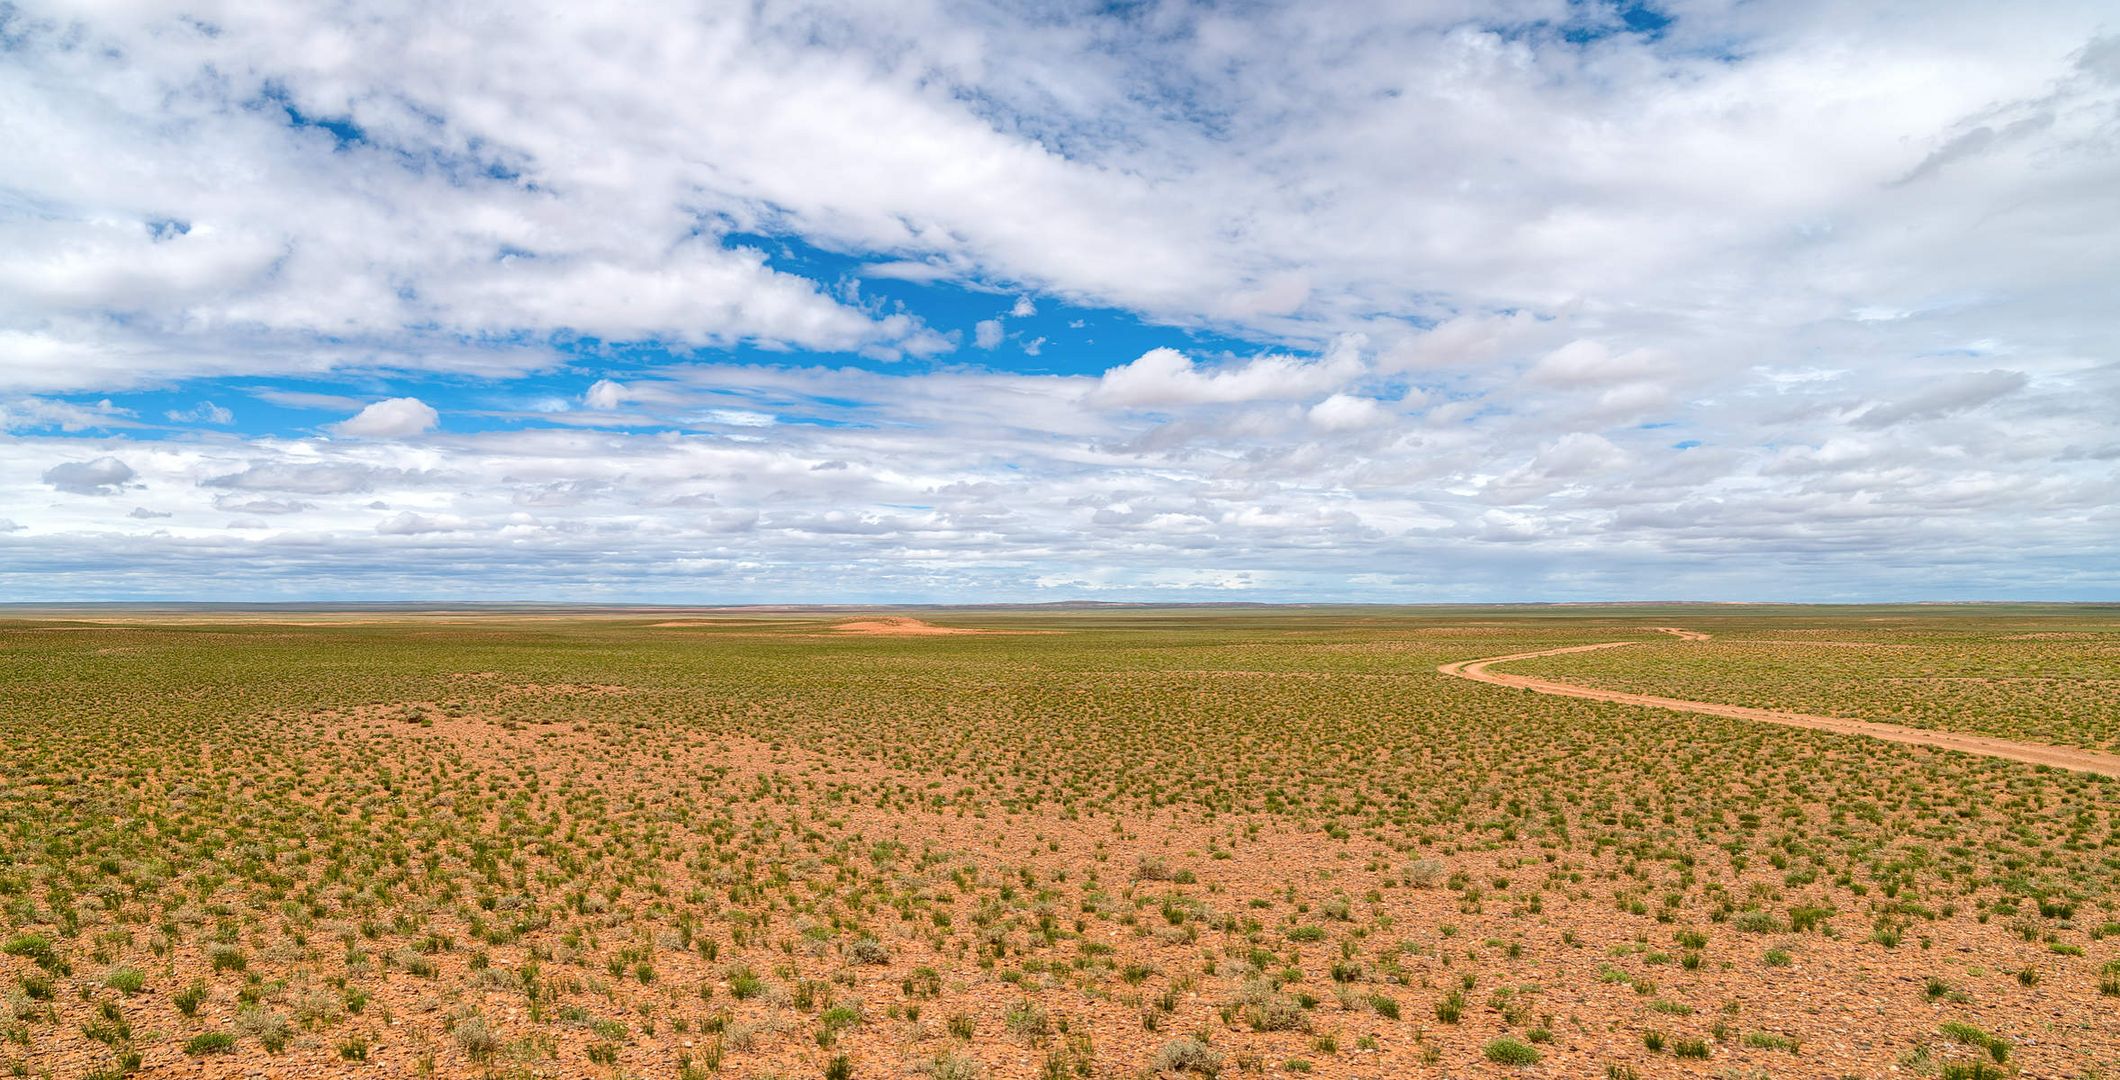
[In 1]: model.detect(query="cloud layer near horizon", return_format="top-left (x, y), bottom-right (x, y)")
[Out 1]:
top-left (2, 1), bottom-right (2116, 601)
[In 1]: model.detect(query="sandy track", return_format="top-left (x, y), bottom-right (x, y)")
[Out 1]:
top-left (1439, 628), bottom-right (2120, 779)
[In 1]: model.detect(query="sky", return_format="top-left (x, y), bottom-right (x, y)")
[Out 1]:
top-left (2, 0), bottom-right (2117, 603)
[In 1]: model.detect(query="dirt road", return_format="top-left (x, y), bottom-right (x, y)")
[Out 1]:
top-left (1438, 628), bottom-right (2120, 779)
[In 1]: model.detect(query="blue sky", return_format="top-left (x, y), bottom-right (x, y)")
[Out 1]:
top-left (2, 1), bottom-right (2116, 602)
top-left (31, 233), bottom-right (1280, 443)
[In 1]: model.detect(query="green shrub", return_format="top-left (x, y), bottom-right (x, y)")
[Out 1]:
top-left (1788, 905), bottom-right (1834, 932)
top-left (1733, 911), bottom-right (1784, 934)
top-left (1939, 1022), bottom-right (2008, 1063)
top-left (1434, 989), bottom-right (1464, 1024)
top-left (1483, 1037), bottom-right (1540, 1066)
top-left (173, 981), bottom-right (208, 1016)
top-left (1, 935), bottom-right (58, 972)
top-left (727, 966), bottom-right (764, 1000)
top-left (1003, 1000), bottom-right (1049, 1038)
top-left (184, 1031), bottom-right (236, 1055)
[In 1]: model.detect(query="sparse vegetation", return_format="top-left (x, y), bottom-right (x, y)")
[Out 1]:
top-left (1484, 1037), bottom-right (1541, 1065)
top-left (1, 607), bottom-right (2115, 1076)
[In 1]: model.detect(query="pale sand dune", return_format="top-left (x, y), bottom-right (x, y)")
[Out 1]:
top-left (827, 616), bottom-right (1055, 636)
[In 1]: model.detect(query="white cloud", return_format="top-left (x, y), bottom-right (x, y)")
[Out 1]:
top-left (0, 349), bottom-right (2110, 602)
top-left (213, 495), bottom-right (312, 515)
top-left (204, 463), bottom-right (390, 495)
top-left (246, 388), bottom-right (368, 411)
top-left (699, 409), bottom-right (776, 428)
top-left (1308, 393), bottom-right (1388, 431)
top-left (1529, 433), bottom-right (1630, 480)
top-left (2, 398), bottom-right (135, 432)
top-left (376, 511), bottom-right (467, 535)
top-left (860, 261), bottom-right (954, 283)
top-left (1851, 369), bottom-right (2030, 428)
top-left (425, 242), bottom-right (918, 352)
top-left (1090, 347), bottom-right (1363, 408)
top-left (332, 398), bottom-right (440, 439)
top-left (43, 457), bottom-right (136, 495)
top-left (0, 5), bottom-right (2115, 600)
top-left (1526, 342), bottom-right (1678, 387)
top-left (166, 401), bottom-right (235, 425)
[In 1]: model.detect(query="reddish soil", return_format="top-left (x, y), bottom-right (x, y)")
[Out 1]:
top-left (828, 617), bottom-right (1048, 636)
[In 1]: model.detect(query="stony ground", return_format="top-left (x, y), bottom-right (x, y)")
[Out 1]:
top-left (3, 606), bottom-right (2117, 1078)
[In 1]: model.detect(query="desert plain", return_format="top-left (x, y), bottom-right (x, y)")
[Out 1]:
top-left (3, 605), bottom-right (2118, 1078)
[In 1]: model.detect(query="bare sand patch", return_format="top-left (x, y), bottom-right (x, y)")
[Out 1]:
top-left (649, 618), bottom-right (795, 628)
top-left (827, 616), bottom-right (1052, 636)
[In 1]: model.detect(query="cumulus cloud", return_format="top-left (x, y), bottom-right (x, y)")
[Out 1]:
top-left (43, 457), bottom-right (137, 495)
top-left (333, 398), bottom-right (440, 439)
top-left (1308, 394), bottom-right (1388, 431)
top-left (1528, 433), bottom-right (1630, 481)
top-left (0, 4), bottom-right (2115, 601)
top-left (1527, 342), bottom-right (1678, 387)
top-left (1091, 347), bottom-right (1363, 407)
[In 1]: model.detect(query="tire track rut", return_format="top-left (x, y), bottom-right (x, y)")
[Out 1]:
top-left (1438, 628), bottom-right (2120, 779)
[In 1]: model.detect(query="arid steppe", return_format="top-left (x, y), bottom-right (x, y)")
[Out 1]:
top-left (4, 605), bottom-right (2118, 1078)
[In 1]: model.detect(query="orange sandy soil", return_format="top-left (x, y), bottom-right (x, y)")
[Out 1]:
top-left (13, 696), bottom-right (2117, 1080)
top-left (827, 617), bottom-right (1054, 636)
